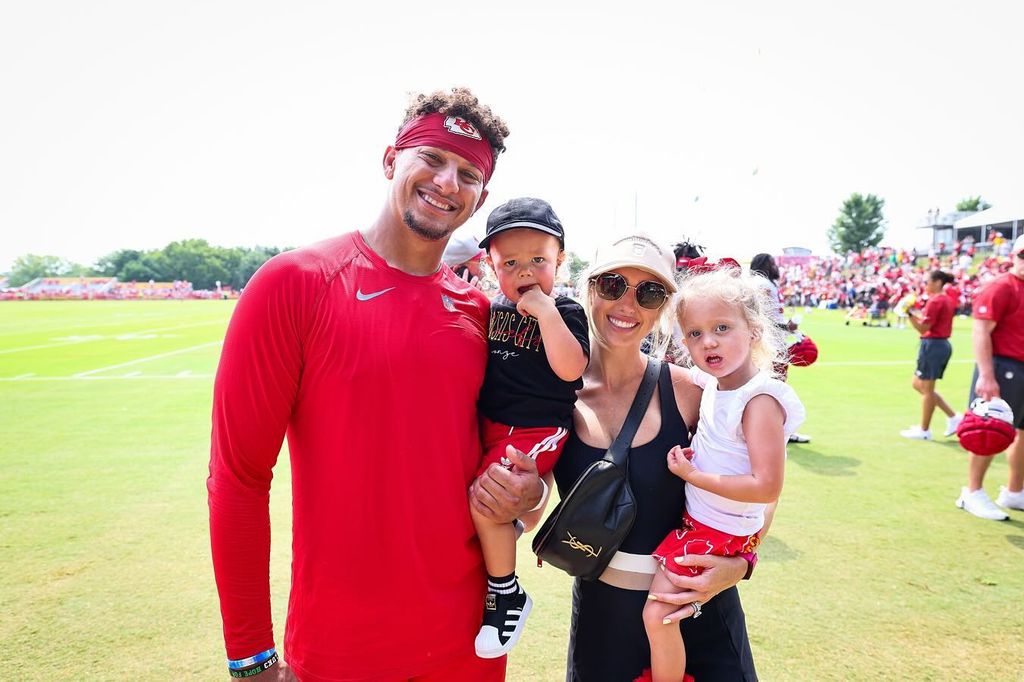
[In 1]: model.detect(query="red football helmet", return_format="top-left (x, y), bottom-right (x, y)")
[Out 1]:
top-left (788, 334), bottom-right (818, 367)
top-left (957, 406), bottom-right (1016, 456)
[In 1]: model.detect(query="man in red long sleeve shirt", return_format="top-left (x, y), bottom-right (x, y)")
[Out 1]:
top-left (208, 89), bottom-right (544, 681)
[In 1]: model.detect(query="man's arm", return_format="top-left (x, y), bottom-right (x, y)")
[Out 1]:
top-left (971, 318), bottom-right (999, 399)
top-left (208, 255), bottom-right (310, 670)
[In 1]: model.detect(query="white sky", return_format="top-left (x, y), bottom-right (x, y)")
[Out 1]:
top-left (2, 1), bottom-right (1022, 272)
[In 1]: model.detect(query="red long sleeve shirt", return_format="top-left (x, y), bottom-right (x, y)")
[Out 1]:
top-left (208, 232), bottom-right (491, 681)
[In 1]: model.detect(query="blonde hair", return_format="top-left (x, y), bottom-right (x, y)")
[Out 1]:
top-left (580, 263), bottom-right (675, 359)
top-left (675, 268), bottom-right (787, 376)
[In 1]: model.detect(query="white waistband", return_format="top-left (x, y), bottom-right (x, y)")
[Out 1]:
top-left (606, 550), bottom-right (658, 574)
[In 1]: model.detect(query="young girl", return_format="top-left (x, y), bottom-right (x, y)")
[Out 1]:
top-left (642, 267), bottom-right (805, 682)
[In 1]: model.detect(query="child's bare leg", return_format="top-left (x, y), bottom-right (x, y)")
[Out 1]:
top-left (643, 569), bottom-right (686, 682)
top-left (471, 502), bottom-right (532, 658)
top-left (471, 502), bottom-right (517, 577)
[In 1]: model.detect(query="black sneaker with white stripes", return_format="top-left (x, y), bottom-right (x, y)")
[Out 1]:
top-left (473, 587), bottom-right (533, 658)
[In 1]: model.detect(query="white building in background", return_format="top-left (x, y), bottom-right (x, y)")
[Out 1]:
top-left (915, 206), bottom-right (1024, 253)
top-left (953, 205), bottom-right (1023, 246)
top-left (915, 210), bottom-right (975, 252)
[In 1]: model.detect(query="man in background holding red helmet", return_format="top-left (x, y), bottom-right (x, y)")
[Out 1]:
top-left (956, 235), bottom-right (1024, 521)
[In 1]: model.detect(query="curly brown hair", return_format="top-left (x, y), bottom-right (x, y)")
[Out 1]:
top-left (399, 87), bottom-right (510, 161)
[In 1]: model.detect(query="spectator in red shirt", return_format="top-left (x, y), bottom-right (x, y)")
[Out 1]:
top-left (956, 235), bottom-right (1024, 520)
top-left (901, 270), bottom-right (960, 440)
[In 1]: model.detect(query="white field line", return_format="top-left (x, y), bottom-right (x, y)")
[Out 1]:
top-left (814, 359), bottom-right (975, 367)
top-left (0, 313), bottom-right (181, 337)
top-left (73, 341), bottom-right (222, 377)
top-left (0, 374), bottom-right (215, 381)
top-left (11, 373), bottom-right (35, 379)
top-left (0, 319), bottom-right (225, 355)
top-left (0, 338), bottom-right (97, 355)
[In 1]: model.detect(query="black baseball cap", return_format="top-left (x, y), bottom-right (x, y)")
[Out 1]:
top-left (479, 197), bottom-right (565, 250)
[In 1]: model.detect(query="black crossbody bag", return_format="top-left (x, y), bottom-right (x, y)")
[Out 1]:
top-left (531, 357), bottom-right (661, 580)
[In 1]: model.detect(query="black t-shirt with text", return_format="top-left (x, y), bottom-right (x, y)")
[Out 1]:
top-left (478, 295), bottom-right (590, 429)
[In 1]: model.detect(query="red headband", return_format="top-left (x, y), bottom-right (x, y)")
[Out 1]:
top-left (394, 113), bottom-right (495, 184)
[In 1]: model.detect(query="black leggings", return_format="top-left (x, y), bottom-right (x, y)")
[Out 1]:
top-left (565, 579), bottom-right (757, 681)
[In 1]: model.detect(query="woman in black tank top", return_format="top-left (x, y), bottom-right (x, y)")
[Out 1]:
top-left (549, 238), bottom-right (757, 681)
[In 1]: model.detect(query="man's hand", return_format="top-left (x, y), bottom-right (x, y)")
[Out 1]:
top-left (469, 445), bottom-right (542, 523)
top-left (646, 554), bottom-right (747, 623)
top-left (974, 374), bottom-right (1001, 401)
top-left (458, 267), bottom-right (483, 291)
top-left (515, 286), bottom-right (556, 320)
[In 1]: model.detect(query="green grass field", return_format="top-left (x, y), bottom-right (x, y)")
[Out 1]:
top-left (3, 301), bottom-right (1023, 680)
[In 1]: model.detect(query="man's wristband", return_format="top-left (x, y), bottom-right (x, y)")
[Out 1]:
top-left (228, 648), bottom-right (278, 678)
top-left (528, 477), bottom-right (550, 513)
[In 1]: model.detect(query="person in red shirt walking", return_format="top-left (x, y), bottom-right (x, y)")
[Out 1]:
top-left (208, 89), bottom-right (544, 681)
top-left (901, 270), bottom-right (960, 441)
top-left (956, 235), bottom-right (1024, 520)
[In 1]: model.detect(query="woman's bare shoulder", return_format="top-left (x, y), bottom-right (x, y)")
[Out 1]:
top-left (667, 363), bottom-right (701, 423)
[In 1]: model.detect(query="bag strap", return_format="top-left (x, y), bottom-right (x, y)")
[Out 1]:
top-left (602, 357), bottom-right (662, 467)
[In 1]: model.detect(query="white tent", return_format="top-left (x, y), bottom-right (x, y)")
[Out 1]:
top-left (953, 206), bottom-right (1024, 232)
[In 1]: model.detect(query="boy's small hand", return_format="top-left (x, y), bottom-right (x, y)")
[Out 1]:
top-left (667, 445), bottom-right (698, 480)
top-left (516, 286), bottom-right (555, 319)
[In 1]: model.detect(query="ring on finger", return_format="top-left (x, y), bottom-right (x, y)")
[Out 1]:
top-left (690, 601), bottom-right (703, 619)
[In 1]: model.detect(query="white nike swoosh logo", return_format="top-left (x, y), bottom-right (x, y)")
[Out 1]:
top-left (356, 287), bottom-right (396, 301)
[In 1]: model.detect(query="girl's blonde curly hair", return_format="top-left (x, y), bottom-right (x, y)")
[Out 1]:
top-left (675, 267), bottom-right (788, 376)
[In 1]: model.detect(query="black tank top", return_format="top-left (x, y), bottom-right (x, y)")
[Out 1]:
top-left (553, 362), bottom-right (689, 555)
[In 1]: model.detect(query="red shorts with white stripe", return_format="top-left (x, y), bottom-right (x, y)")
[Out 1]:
top-left (477, 417), bottom-right (569, 477)
top-left (652, 512), bottom-right (760, 577)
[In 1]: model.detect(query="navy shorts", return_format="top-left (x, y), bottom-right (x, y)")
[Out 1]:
top-left (915, 338), bottom-right (952, 380)
top-left (969, 356), bottom-right (1024, 429)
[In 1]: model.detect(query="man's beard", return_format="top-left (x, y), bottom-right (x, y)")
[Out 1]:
top-left (403, 210), bottom-right (454, 242)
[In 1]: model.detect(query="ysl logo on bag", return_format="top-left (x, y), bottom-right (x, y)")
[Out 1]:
top-left (561, 531), bottom-right (602, 558)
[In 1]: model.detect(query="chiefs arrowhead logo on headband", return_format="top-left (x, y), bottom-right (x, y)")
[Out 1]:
top-left (443, 116), bottom-right (483, 140)
top-left (395, 112), bottom-right (494, 183)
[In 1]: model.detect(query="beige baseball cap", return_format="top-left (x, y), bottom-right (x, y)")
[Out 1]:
top-left (1012, 235), bottom-right (1024, 254)
top-left (589, 234), bottom-right (678, 293)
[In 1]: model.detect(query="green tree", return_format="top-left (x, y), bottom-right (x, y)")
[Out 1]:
top-left (827, 193), bottom-right (887, 254)
top-left (94, 249), bottom-right (146, 277)
top-left (955, 196), bottom-right (991, 212)
top-left (233, 246), bottom-right (282, 289)
top-left (88, 241), bottom-right (291, 289)
top-left (8, 254), bottom-right (88, 287)
top-left (566, 252), bottom-right (590, 285)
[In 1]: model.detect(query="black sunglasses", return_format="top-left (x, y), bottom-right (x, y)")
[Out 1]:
top-left (590, 272), bottom-right (669, 310)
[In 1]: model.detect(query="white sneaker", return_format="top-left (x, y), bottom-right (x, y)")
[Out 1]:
top-left (996, 486), bottom-right (1024, 511)
top-left (788, 432), bottom-right (811, 444)
top-left (956, 488), bottom-right (1009, 520)
top-left (475, 588), bottom-right (533, 658)
top-left (900, 426), bottom-right (932, 440)
top-left (944, 413), bottom-right (964, 437)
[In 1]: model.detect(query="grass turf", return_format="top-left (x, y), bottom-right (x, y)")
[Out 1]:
top-left (2, 301), bottom-right (1022, 680)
